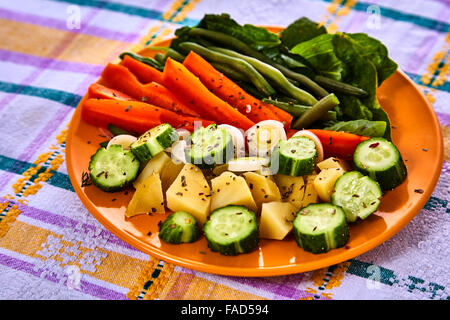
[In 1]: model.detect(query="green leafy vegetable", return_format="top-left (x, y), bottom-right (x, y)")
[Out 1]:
top-left (324, 120), bottom-right (387, 137)
top-left (280, 17), bottom-right (327, 49)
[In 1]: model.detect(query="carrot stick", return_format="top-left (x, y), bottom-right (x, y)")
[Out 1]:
top-left (120, 54), bottom-right (164, 84)
top-left (307, 129), bottom-right (370, 160)
top-left (183, 51), bottom-right (293, 128)
top-left (81, 99), bottom-right (214, 135)
top-left (100, 63), bottom-right (199, 116)
top-left (88, 83), bottom-right (133, 101)
top-left (142, 82), bottom-right (200, 117)
top-left (162, 58), bottom-right (255, 131)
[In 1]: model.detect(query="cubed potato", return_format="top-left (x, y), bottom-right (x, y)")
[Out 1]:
top-left (259, 202), bottom-right (297, 240)
top-left (133, 152), bottom-right (171, 189)
top-left (126, 173), bottom-right (165, 218)
top-left (302, 174), bottom-right (320, 206)
top-left (166, 164), bottom-right (211, 225)
top-left (313, 167), bottom-right (344, 202)
top-left (274, 174), bottom-right (305, 210)
top-left (243, 172), bottom-right (281, 212)
top-left (317, 157), bottom-right (350, 172)
top-left (160, 157), bottom-right (184, 193)
top-left (210, 171), bottom-right (258, 213)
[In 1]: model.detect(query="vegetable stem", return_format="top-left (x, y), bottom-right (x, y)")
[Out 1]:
top-left (210, 47), bottom-right (318, 106)
top-left (293, 93), bottom-right (340, 129)
top-left (188, 28), bottom-right (329, 98)
top-left (179, 42), bottom-right (276, 97)
top-left (315, 75), bottom-right (368, 97)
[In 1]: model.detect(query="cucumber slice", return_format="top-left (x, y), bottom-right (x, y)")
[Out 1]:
top-left (331, 171), bottom-right (382, 222)
top-left (88, 145), bottom-right (140, 192)
top-left (293, 203), bottom-right (349, 254)
top-left (353, 137), bottom-right (407, 190)
top-left (185, 124), bottom-right (234, 169)
top-left (227, 157), bottom-right (270, 172)
top-left (158, 211), bottom-right (200, 244)
top-left (203, 205), bottom-right (259, 256)
top-left (271, 136), bottom-right (317, 176)
top-left (130, 124), bottom-right (178, 162)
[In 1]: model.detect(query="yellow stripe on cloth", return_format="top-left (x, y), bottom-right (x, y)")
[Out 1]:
top-left (0, 18), bottom-right (131, 65)
top-left (0, 219), bottom-right (148, 289)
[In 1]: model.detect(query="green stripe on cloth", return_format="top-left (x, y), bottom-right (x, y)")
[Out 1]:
top-left (314, 0), bottom-right (450, 32)
top-left (0, 154), bottom-right (74, 191)
top-left (49, 0), bottom-right (199, 26)
top-left (0, 81), bottom-right (82, 108)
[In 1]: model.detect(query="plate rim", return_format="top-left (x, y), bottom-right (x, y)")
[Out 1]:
top-left (65, 31), bottom-right (444, 277)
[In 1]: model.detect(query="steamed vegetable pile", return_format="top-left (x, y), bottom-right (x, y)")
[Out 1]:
top-left (81, 14), bottom-right (407, 255)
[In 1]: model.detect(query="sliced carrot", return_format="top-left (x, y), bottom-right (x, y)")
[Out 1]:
top-left (88, 83), bottom-right (133, 101)
top-left (120, 54), bottom-right (164, 84)
top-left (182, 51), bottom-right (293, 129)
top-left (81, 99), bottom-right (214, 135)
top-left (141, 82), bottom-right (200, 117)
top-left (100, 63), bottom-right (198, 116)
top-left (162, 58), bottom-right (255, 131)
top-left (307, 129), bottom-right (370, 160)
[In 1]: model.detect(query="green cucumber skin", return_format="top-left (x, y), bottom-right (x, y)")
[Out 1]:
top-left (203, 205), bottom-right (259, 256)
top-left (88, 146), bottom-right (140, 193)
top-left (331, 171), bottom-right (382, 222)
top-left (159, 212), bottom-right (200, 244)
top-left (271, 137), bottom-right (317, 176)
top-left (293, 204), bottom-right (349, 254)
top-left (354, 138), bottom-right (407, 191)
top-left (186, 125), bottom-right (234, 169)
top-left (131, 124), bottom-right (178, 163)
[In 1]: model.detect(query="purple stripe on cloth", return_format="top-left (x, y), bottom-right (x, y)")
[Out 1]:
top-left (180, 268), bottom-right (327, 300)
top-left (0, 49), bottom-right (103, 76)
top-left (0, 7), bottom-right (139, 43)
top-left (0, 252), bottom-right (126, 299)
top-left (404, 33), bottom-right (442, 74)
top-left (0, 199), bottom-right (139, 251)
top-left (436, 111), bottom-right (450, 126)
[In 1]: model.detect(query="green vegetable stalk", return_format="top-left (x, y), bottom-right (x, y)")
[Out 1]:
top-left (118, 52), bottom-right (163, 71)
top-left (210, 47), bottom-right (318, 106)
top-left (324, 119), bottom-right (387, 137)
top-left (179, 42), bottom-right (276, 97)
top-left (293, 93), bottom-right (340, 129)
top-left (262, 98), bottom-right (337, 121)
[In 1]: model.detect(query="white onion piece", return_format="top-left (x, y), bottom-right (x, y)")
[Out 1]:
top-left (245, 120), bottom-right (287, 157)
top-left (217, 124), bottom-right (246, 158)
top-left (176, 128), bottom-right (191, 141)
top-left (170, 140), bottom-right (187, 164)
top-left (292, 130), bottom-right (324, 163)
top-left (227, 157), bottom-right (270, 172)
top-left (107, 134), bottom-right (137, 150)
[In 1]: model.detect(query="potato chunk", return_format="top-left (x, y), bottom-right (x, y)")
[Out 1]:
top-left (166, 164), bottom-right (211, 225)
top-left (126, 173), bottom-right (165, 218)
top-left (260, 202), bottom-right (297, 240)
top-left (313, 168), bottom-right (344, 202)
top-left (243, 172), bottom-right (281, 212)
top-left (210, 171), bottom-right (257, 213)
top-left (274, 174), bottom-right (305, 210)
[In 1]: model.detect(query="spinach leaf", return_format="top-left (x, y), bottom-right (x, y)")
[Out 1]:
top-left (346, 33), bottom-right (398, 85)
top-left (290, 34), bottom-right (345, 80)
top-left (197, 13), bottom-right (280, 51)
top-left (280, 17), bottom-right (327, 49)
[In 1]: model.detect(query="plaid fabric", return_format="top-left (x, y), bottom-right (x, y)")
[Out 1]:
top-left (0, 0), bottom-right (448, 300)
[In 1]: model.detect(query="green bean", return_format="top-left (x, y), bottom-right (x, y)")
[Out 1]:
top-left (154, 53), bottom-right (165, 64)
top-left (292, 93), bottom-right (340, 129)
top-left (188, 28), bottom-right (329, 98)
top-left (119, 52), bottom-right (163, 71)
top-left (144, 46), bottom-right (186, 62)
top-left (262, 98), bottom-right (337, 121)
top-left (179, 42), bottom-right (276, 97)
top-left (210, 47), bottom-right (318, 105)
top-left (315, 75), bottom-right (368, 97)
top-left (107, 124), bottom-right (132, 136)
top-left (210, 63), bottom-right (248, 82)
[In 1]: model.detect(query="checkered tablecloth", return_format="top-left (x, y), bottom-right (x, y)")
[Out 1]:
top-left (0, 0), bottom-right (448, 300)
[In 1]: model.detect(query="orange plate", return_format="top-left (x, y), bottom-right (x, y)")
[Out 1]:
top-left (66, 29), bottom-right (444, 277)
